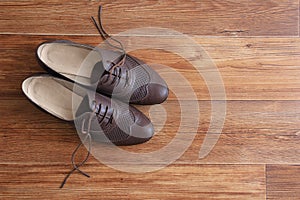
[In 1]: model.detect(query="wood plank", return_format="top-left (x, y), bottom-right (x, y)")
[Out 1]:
top-left (0, 0), bottom-right (298, 36)
top-left (0, 163), bottom-right (266, 199)
top-left (1, 99), bottom-right (299, 164)
top-left (1, 35), bottom-right (300, 100)
top-left (1, 1), bottom-right (298, 199)
top-left (267, 165), bottom-right (300, 199)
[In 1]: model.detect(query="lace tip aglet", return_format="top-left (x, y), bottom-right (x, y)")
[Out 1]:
top-left (59, 181), bottom-right (66, 189)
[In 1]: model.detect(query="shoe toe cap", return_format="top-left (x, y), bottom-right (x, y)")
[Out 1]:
top-left (115, 118), bottom-right (154, 146)
top-left (143, 83), bottom-right (169, 104)
top-left (121, 107), bottom-right (154, 145)
top-left (129, 122), bottom-right (154, 141)
top-left (141, 64), bottom-right (169, 105)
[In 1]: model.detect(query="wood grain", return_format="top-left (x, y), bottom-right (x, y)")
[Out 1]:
top-left (1, 35), bottom-right (300, 100)
top-left (0, 0), bottom-right (298, 36)
top-left (1, 1), bottom-right (300, 199)
top-left (267, 165), bottom-right (300, 199)
top-left (0, 163), bottom-right (266, 199)
top-left (1, 99), bottom-right (299, 164)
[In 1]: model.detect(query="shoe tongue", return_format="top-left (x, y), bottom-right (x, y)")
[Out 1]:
top-left (75, 90), bottom-right (111, 118)
top-left (98, 48), bottom-right (123, 67)
top-left (90, 48), bottom-right (123, 84)
top-left (98, 48), bottom-right (124, 69)
top-left (74, 94), bottom-right (111, 143)
top-left (75, 94), bottom-right (93, 118)
top-left (90, 61), bottom-right (105, 85)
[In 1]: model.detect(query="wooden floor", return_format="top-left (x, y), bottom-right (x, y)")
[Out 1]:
top-left (1, 0), bottom-right (300, 199)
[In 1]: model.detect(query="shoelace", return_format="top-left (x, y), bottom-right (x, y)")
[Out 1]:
top-left (100, 66), bottom-right (130, 87)
top-left (60, 100), bottom-right (113, 188)
top-left (60, 6), bottom-right (123, 188)
top-left (60, 107), bottom-right (95, 188)
top-left (91, 5), bottom-right (129, 87)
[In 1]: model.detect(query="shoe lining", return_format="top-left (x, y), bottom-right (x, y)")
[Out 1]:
top-left (38, 43), bottom-right (102, 85)
top-left (22, 76), bottom-right (84, 121)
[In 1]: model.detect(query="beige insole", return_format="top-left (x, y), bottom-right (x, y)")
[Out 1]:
top-left (37, 43), bottom-right (102, 85)
top-left (22, 76), bottom-right (84, 121)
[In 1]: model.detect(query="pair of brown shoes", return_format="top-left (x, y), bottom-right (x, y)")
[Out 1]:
top-left (22, 6), bottom-right (168, 187)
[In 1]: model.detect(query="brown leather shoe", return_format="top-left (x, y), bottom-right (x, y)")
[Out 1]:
top-left (22, 74), bottom-right (154, 145)
top-left (22, 74), bottom-right (154, 187)
top-left (36, 6), bottom-right (168, 105)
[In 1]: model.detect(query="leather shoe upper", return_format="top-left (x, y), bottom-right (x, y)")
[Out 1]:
top-left (36, 40), bottom-right (169, 105)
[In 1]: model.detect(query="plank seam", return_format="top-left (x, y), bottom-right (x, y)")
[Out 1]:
top-left (1, 32), bottom-right (300, 38)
